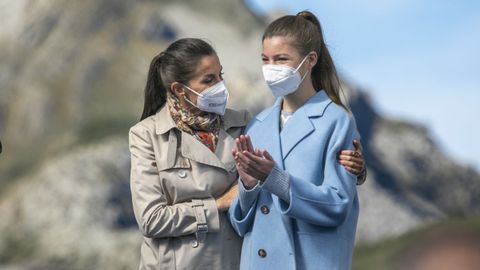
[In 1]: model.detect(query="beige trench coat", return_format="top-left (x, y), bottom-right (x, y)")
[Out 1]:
top-left (129, 104), bottom-right (249, 270)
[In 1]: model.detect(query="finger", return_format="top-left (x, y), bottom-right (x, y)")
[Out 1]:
top-left (240, 136), bottom-right (248, 152)
top-left (344, 166), bottom-right (357, 174)
top-left (233, 148), bottom-right (242, 161)
top-left (353, 139), bottom-right (363, 152)
top-left (237, 151), bottom-right (255, 167)
top-left (340, 160), bottom-right (363, 172)
top-left (239, 163), bottom-right (257, 177)
top-left (338, 153), bottom-right (351, 161)
top-left (244, 151), bottom-right (266, 164)
top-left (340, 150), bottom-right (365, 168)
top-left (240, 135), bottom-right (248, 153)
top-left (235, 138), bottom-right (243, 152)
top-left (338, 149), bottom-right (354, 156)
top-left (245, 135), bottom-right (255, 153)
top-left (338, 153), bottom-right (361, 162)
top-left (244, 151), bottom-right (271, 174)
top-left (262, 150), bottom-right (274, 161)
top-left (350, 156), bottom-right (364, 165)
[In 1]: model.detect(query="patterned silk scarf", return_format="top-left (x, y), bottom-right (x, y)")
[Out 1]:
top-left (166, 91), bottom-right (221, 152)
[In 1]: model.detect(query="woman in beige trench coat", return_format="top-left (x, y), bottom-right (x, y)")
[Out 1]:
top-left (129, 38), bottom-right (366, 270)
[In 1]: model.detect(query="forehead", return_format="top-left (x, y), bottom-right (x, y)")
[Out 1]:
top-left (193, 54), bottom-right (221, 77)
top-left (262, 36), bottom-right (300, 56)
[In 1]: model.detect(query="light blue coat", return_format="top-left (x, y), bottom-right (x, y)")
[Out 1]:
top-left (229, 90), bottom-right (360, 270)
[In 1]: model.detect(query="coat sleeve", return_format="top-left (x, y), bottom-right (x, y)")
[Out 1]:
top-left (275, 114), bottom-right (359, 227)
top-left (228, 179), bottom-right (262, 237)
top-left (129, 126), bottom-right (220, 238)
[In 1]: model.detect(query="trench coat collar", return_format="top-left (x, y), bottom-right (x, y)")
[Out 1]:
top-left (155, 105), bottom-right (245, 172)
top-left (155, 105), bottom-right (248, 135)
top-left (155, 104), bottom-right (177, 135)
top-left (256, 90), bottom-right (333, 160)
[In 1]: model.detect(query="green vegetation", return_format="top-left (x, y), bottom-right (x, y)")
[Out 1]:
top-left (352, 216), bottom-right (480, 270)
top-left (76, 116), bottom-right (136, 145)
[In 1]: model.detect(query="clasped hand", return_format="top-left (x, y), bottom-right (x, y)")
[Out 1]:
top-left (231, 135), bottom-right (275, 189)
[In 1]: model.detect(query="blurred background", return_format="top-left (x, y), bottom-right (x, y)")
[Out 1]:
top-left (0, 0), bottom-right (479, 269)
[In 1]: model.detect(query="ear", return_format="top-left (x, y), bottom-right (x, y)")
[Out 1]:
top-left (307, 51), bottom-right (318, 69)
top-left (170, 82), bottom-right (185, 97)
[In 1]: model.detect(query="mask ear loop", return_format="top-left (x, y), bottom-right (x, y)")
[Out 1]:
top-left (183, 84), bottom-right (204, 97)
top-left (293, 54), bottom-right (312, 89)
top-left (182, 84), bottom-right (203, 109)
top-left (295, 52), bottom-right (313, 84)
top-left (294, 54), bottom-right (310, 73)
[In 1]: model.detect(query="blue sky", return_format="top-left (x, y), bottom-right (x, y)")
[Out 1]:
top-left (246, 0), bottom-right (480, 170)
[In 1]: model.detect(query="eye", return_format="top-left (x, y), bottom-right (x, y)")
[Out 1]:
top-left (202, 77), bottom-right (213, 84)
top-left (202, 75), bottom-right (214, 84)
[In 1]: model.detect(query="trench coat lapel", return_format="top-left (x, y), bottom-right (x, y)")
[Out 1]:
top-left (181, 132), bottom-right (227, 170)
top-left (155, 106), bottom-right (179, 171)
top-left (155, 105), bottom-right (247, 172)
top-left (180, 109), bottom-right (245, 172)
top-left (280, 90), bottom-right (332, 160)
top-left (214, 129), bottom-right (237, 172)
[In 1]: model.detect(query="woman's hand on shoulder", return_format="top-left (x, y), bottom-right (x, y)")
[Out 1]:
top-left (338, 139), bottom-right (367, 185)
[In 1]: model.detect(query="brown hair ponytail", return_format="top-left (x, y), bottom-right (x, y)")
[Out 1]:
top-left (263, 10), bottom-right (347, 110)
top-left (140, 38), bottom-right (216, 121)
top-left (141, 53), bottom-right (166, 120)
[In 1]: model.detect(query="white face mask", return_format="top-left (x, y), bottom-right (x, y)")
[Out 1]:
top-left (183, 80), bottom-right (229, 115)
top-left (262, 55), bottom-right (309, 98)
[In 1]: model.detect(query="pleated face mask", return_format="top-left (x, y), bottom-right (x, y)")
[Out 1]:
top-left (183, 80), bottom-right (229, 115)
top-left (262, 54), bottom-right (309, 98)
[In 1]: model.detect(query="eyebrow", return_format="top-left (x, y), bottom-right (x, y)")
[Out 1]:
top-left (261, 53), bottom-right (291, 58)
top-left (201, 66), bottom-right (223, 79)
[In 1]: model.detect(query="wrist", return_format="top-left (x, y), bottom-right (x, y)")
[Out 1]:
top-left (242, 181), bottom-right (257, 190)
top-left (241, 178), bottom-right (258, 190)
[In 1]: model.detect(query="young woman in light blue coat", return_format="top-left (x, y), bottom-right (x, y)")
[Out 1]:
top-left (229, 11), bottom-right (362, 270)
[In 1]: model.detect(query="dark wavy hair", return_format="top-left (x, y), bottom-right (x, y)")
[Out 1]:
top-left (140, 38), bottom-right (216, 120)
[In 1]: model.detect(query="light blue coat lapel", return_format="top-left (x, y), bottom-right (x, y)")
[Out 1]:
top-left (280, 108), bottom-right (314, 160)
top-left (280, 90), bottom-right (333, 160)
top-left (252, 100), bottom-right (284, 169)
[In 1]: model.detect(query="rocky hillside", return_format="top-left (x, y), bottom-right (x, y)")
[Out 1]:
top-left (0, 0), bottom-right (479, 268)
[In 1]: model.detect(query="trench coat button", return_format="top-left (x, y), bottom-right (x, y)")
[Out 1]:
top-left (258, 249), bottom-right (267, 258)
top-left (191, 239), bottom-right (199, 248)
top-left (260, 205), bottom-right (269, 214)
top-left (178, 170), bottom-right (187, 178)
